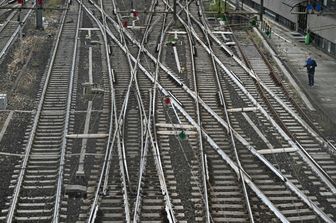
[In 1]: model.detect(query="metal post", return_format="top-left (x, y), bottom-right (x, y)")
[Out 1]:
top-left (235, 0), bottom-right (239, 10)
top-left (174, 0), bottom-right (176, 21)
top-left (36, 0), bottom-right (43, 29)
top-left (224, 0), bottom-right (227, 13)
top-left (18, 7), bottom-right (23, 61)
top-left (260, 0), bottom-right (264, 22)
top-left (18, 8), bottom-right (22, 41)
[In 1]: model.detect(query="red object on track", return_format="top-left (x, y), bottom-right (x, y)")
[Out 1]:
top-left (122, 20), bottom-right (128, 28)
top-left (164, 97), bottom-right (171, 105)
top-left (131, 9), bottom-right (139, 17)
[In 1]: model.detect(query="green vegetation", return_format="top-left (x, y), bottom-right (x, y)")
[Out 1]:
top-left (208, 0), bottom-right (230, 14)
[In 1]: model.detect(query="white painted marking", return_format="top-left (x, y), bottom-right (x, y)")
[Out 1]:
top-left (257, 148), bottom-right (297, 154)
top-left (225, 41), bottom-right (235, 46)
top-left (129, 26), bottom-right (146, 29)
top-left (227, 107), bottom-right (258, 112)
top-left (0, 152), bottom-right (23, 157)
top-left (79, 28), bottom-right (100, 31)
top-left (89, 47), bottom-right (93, 84)
top-left (167, 31), bottom-right (187, 34)
top-left (212, 31), bottom-right (233, 35)
top-left (156, 130), bottom-right (198, 135)
top-left (66, 133), bottom-right (108, 139)
top-left (156, 123), bottom-right (195, 129)
top-left (173, 45), bottom-right (181, 73)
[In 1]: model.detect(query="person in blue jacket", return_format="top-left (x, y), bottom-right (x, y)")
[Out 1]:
top-left (304, 56), bottom-right (317, 86)
top-left (306, 1), bottom-right (314, 13)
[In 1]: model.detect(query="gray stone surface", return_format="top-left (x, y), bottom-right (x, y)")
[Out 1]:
top-left (265, 21), bottom-right (336, 127)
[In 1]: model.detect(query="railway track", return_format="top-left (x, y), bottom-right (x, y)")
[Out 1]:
top-left (81, 0), bottom-right (181, 221)
top-left (0, 0), bottom-right (335, 221)
top-left (82, 0), bottom-right (336, 221)
top-left (232, 29), bottom-right (336, 220)
top-left (101, 0), bottom-right (336, 220)
top-left (0, 3), bottom-right (33, 60)
top-left (0, 1), bottom-right (80, 221)
top-left (180, 1), bottom-right (336, 221)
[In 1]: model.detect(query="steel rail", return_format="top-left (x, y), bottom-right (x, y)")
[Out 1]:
top-left (103, 0), bottom-right (331, 194)
top-left (133, 100), bottom-right (150, 222)
top-left (169, 99), bottom-right (290, 223)
top-left (0, 0), bottom-right (7, 6)
top-left (89, 1), bottom-right (177, 222)
top-left (121, 5), bottom-right (178, 222)
top-left (105, 6), bottom-right (177, 222)
top-left (194, 2), bottom-right (255, 221)
top-left (108, 0), bottom-right (159, 210)
top-left (117, 131), bottom-right (132, 222)
top-left (140, 3), bottom-right (178, 220)
top-left (83, 1), bottom-right (132, 222)
top-left (107, 0), bottom-right (134, 195)
top-left (233, 24), bottom-right (336, 194)
top-left (198, 1), bottom-right (254, 219)
top-left (76, 1), bottom-right (116, 222)
top-left (175, 0), bottom-right (336, 196)
top-left (98, 13), bottom-right (288, 222)
top-left (247, 30), bottom-right (336, 155)
top-left (83, 0), bottom-right (135, 218)
top-left (132, 0), bottom-right (161, 220)
top-left (104, 0), bottom-right (144, 220)
top-left (107, 0), bottom-right (151, 200)
top-left (117, 30), bottom-right (289, 220)
top-left (149, 0), bottom-right (167, 121)
top-left (238, 30), bottom-right (336, 190)
top-left (194, 11), bottom-right (334, 155)
top-left (183, 3), bottom-right (211, 221)
top-left (0, 9), bottom-right (16, 33)
top-left (53, 1), bottom-right (81, 222)
top-left (0, 4), bottom-right (33, 60)
top-left (130, 64), bottom-right (147, 222)
top-left (245, 30), bottom-right (336, 187)
top-left (103, 2), bottom-right (335, 221)
top-left (177, 14), bottom-right (335, 222)
top-left (5, 1), bottom-right (69, 222)
top-left (81, 1), bottom-right (175, 222)
top-left (89, 2), bottom-right (331, 221)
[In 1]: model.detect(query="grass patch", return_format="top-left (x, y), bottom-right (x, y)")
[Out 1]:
top-left (8, 36), bottom-right (39, 76)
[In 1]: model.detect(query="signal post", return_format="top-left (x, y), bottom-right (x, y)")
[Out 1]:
top-left (36, 0), bottom-right (43, 29)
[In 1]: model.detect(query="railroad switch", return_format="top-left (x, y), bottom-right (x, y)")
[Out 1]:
top-left (66, 172), bottom-right (87, 198)
top-left (65, 184), bottom-right (87, 198)
top-left (82, 82), bottom-right (105, 97)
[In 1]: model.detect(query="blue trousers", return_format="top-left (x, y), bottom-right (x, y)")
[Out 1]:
top-left (308, 73), bottom-right (315, 86)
